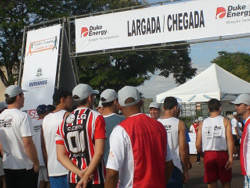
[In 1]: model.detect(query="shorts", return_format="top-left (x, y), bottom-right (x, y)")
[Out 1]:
top-left (49, 175), bottom-right (69, 188)
top-left (166, 166), bottom-right (183, 188)
top-left (244, 175), bottom-right (250, 188)
top-left (233, 135), bottom-right (240, 147)
top-left (204, 151), bottom-right (232, 183)
top-left (38, 166), bottom-right (49, 182)
top-left (0, 158), bottom-right (4, 176)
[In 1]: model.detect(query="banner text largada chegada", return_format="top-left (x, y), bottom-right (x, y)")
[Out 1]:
top-left (127, 10), bottom-right (205, 36)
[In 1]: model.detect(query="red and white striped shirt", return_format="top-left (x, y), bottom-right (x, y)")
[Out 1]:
top-left (56, 107), bottom-right (106, 184)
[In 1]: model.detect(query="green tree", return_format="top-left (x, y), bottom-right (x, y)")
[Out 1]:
top-left (212, 51), bottom-right (250, 82)
top-left (0, 0), bottom-right (196, 89)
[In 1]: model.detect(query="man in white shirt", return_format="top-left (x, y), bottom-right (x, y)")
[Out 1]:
top-left (0, 85), bottom-right (39, 188)
top-left (196, 98), bottom-right (233, 188)
top-left (231, 94), bottom-right (250, 187)
top-left (158, 97), bottom-right (188, 188)
top-left (42, 88), bottom-right (73, 188)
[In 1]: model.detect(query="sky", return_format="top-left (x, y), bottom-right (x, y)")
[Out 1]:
top-left (137, 0), bottom-right (250, 101)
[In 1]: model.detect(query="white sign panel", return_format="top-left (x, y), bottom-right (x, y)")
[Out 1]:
top-left (75, 0), bottom-right (250, 53)
top-left (21, 25), bottom-right (61, 121)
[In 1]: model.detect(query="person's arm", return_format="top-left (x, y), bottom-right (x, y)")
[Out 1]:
top-left (196, 122), bottom-right (203, 156)
top-left (79, 139), bottom-right (105, 186)
top-left (165, 160), bottom-right (174, 185)
top-left (57, 144), bottom-right (83, 176)
top-left (178, 120), bottom-right (188, 184)
top-left (224, 118), bottom-right (234, 170)
top-left (0, 142), bottom-right (3, 157)
top-left (41, 128), bottom-right (48, 166)
top-left (104, 169), bottom-right (119, 188)
top-left (22, 136), bottom-right (39, 172)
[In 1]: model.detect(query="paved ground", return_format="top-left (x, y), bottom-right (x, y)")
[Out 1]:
top-left (187, 155), bottom-right (243, 188)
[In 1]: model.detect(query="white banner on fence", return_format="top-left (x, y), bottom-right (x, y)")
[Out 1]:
top-left (21, 25), bottom-right (61, 120)
top-left (75, 0), bottom-right (250, 53)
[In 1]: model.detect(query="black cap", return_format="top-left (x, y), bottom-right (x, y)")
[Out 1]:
top-left (36, 104), bottom-right (47, 115)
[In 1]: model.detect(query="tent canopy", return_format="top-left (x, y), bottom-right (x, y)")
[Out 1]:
top-left (156, 64), bottom-right (250, 103)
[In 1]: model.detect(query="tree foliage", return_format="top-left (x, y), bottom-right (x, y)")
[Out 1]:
top-left (212, 51), bottom-right (250, 82)
top-left (0, 0), bottom-right (197, 90)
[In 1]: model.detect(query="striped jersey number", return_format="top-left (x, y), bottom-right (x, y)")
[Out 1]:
top-left (67, 131), bottom-right (85, 153)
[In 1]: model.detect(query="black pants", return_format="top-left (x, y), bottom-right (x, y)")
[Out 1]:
top-left (69, 183), bottom-right (104, 188)
top-left (4, 168), bottom-right (38, 188)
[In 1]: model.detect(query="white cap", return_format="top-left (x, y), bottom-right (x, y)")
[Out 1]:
top-left (231, 94), bottom-right (250, 106)
top-left (97, 101), bottom-right (103, 108)
top-left (0, 102), bottom-right (7, 111)
top-left (194, 119), bottom-right (199, 123)
top-left (232, 112), bottom-right (237, 116)
top-left (118, 86), bottom-right (141, 107)
top-left (100, 89), bottom-right (117, 104)
top-left (149, 102), bottom-right (161, 109)
top-left (198, 116), bottom-right (203, 121)
top-left (5, 85), bottom-right (27, 98)
top-left (72, 84), bottom-right (99, 101)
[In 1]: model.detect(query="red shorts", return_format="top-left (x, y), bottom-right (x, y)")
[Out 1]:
top-left (204, 151), bottom-right (232, 183)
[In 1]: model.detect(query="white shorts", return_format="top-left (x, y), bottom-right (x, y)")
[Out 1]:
top-left (38, 166), bottom-right (49, 182)
top-left (244, 175), bottom-right (250, 188)
top-left (0, 158), bottom-right (4, 176)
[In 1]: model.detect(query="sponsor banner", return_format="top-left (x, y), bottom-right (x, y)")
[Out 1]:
top-left (21, 25), bottom-right (61, 122)
top-left (75, 0), bottom-right (250, 53)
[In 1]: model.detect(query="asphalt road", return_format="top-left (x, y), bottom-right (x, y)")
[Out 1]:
top-left (187, 156), bottom-right (243, 188)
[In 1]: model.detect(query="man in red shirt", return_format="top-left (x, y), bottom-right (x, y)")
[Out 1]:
top-left (105, 86), bottom-right (173, 188)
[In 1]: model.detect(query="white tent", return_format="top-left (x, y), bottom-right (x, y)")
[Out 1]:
top-left (156, 64), bottom-right (250, 103)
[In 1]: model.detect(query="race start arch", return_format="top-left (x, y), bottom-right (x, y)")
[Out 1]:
top-left (19, 0), bottom-right (250, 123)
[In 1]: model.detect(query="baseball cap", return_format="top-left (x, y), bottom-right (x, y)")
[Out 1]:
top-left (53, 87), bottom-right (72, 103)
top-left (198, 116), bottom-right (203, 121)
top-left (231, 94), bottom-right (250, 106)
top-left (0, 102), bottom-right (7, 111)
top-left (118, 86), bottom-right (141, 107)
top-left (232, 112), bottom-right (237, 116)
top-left (100, 89), bottom-right (118, 104)
top-left (72, 84), bottom-right (99, 101)
top-left (149, 102), bottom-right (161, 109)
top-left (36, 104), bottom-right (47, 115)
top-left (45, 105), bottom-right (55, 112)
top-left (97, 101), bottom-right (103, 108)
top-left (5, 85), bottom-right (27, 98)
top-left (194, 119), bottom-right (199, 123)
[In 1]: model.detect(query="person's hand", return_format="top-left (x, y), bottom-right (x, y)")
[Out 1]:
top-left (33, 164), bottom-right (39, 173)
top-left (183, 170), bottom-right (189, 184)
top-left (76, 174), bottom-right (92, 188)
top-left (225, 159), bottom-right (233, 171)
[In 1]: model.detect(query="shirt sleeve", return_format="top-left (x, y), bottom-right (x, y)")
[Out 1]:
top-left (20, 113), bottom-right (35, 137)
top-left (94, 115), bottom-right (106, 140)
top-left (106, 126), bottom-right (128, 171)
top-left (55, 120), bottom-right (65, 145)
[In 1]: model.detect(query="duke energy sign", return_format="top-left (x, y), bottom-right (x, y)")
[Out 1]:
top-left (75, 0), bottom-right (250, 53)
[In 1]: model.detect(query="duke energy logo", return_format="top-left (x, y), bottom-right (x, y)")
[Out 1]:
top-left (216, 4), bottom-right (250, 19)
top-left (216, 7), bottom-right (226, 19)
top-left (80, 25), bottom-right (107, 37)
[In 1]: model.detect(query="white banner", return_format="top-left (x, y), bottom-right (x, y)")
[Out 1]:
top-left (21, 25), bottom-right (61, 121)
top-left (75, 0), bottom-right (250, 53)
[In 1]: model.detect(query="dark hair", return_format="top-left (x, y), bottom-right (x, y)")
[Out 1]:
top-left (208, 98), bottom-right (221, 112)
top-left (53, 88), bottom-right (72, 106)
top-left (45, 105), bottom-right (55, 113)
top-left (5, 93), bottom-right (23, 105)
top-left (74, 96), bottom-right (88, 107)
top-left (163, 97), bottom-right (178, 110)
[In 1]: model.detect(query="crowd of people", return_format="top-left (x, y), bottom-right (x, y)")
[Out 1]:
top-left (0, 84), bottom-right (249, 188)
